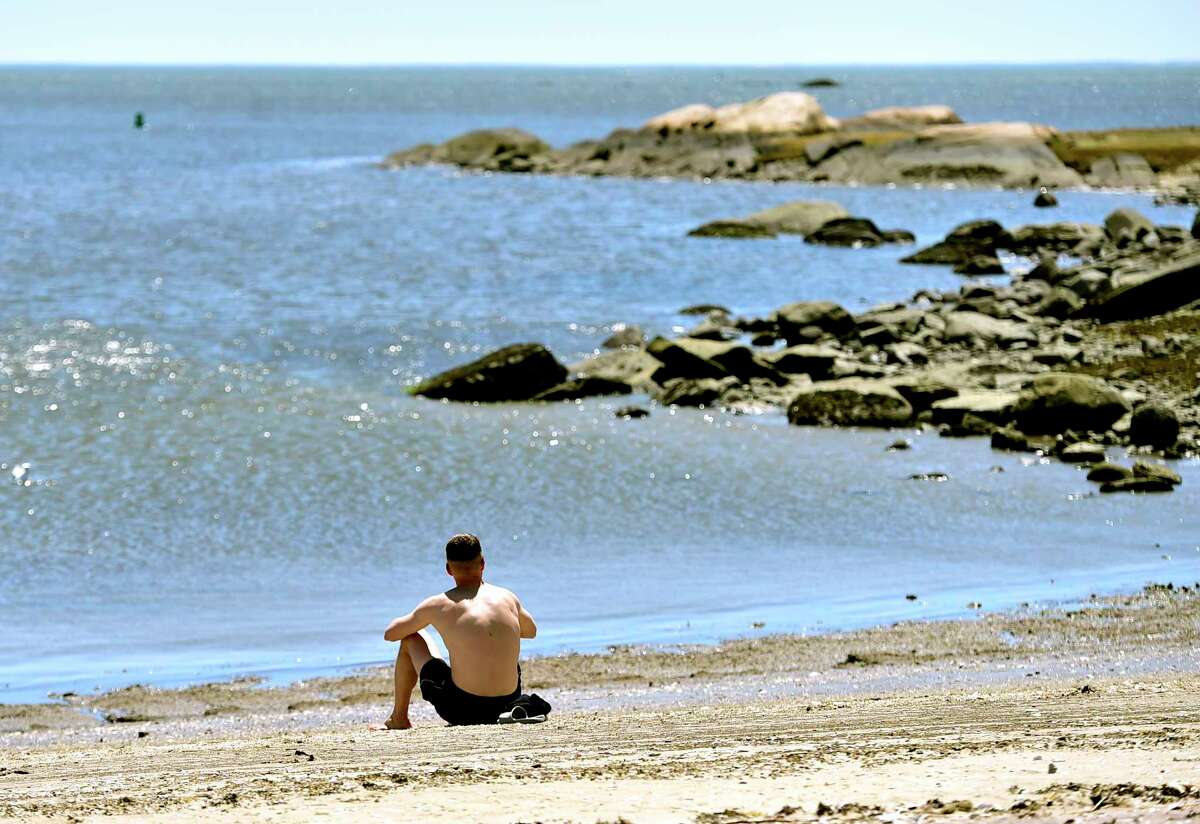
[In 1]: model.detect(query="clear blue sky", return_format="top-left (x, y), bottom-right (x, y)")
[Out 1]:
top-left (7, 0), bottom-right (1200, 65)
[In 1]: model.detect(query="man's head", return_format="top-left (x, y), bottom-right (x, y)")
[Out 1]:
top-left (445, 533), bottom-right (484, 581)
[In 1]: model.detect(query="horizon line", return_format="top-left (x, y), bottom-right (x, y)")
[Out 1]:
top-left (2, 59), bottom-right (1199, 70)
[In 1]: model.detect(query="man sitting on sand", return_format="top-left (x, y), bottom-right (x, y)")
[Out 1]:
top-left (372, 533), bottom-right (539, 729)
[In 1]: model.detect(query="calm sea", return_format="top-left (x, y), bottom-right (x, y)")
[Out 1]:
top-left (1, 65), bottom-right (1199, 703)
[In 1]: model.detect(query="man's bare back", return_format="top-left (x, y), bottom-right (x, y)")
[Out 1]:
top-left (412, 582), bottom-right (535, 695)
top-left (374, 533), bottom-right (537, 729)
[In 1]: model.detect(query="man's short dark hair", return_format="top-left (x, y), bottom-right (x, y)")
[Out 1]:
top-left (445, 533), bottom-right (482, 563)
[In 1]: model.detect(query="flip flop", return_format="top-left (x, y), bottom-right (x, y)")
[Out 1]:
top-left (498, 705), bottom-right (547, 724)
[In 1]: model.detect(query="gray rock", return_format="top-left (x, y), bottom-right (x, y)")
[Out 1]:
top-left (1100, 477), bottom-right (1175, 493)
top-left (892, 380), bottom-right (959, 412)
top-left (1085, 249), bottom-right (1200, 321)
top-left (1034, 287), bottom-right (1085, 319)
top-left (658, 376), bottom-right (739, 407)
top-left (438, 128), bottom-right (551, 168)
top-left (1012, 373), bottom-right (1131, 435)
top-left (954, 255), bottom-right (1006, 276)
top-left (1087, 462), bottom-right (1133, 482)
top-left (1086, 153), bottom-right (1157, 188)
top-left (1104, 208), bottom-right (1155, 246)
top-left (773, 301), bottom-right (857, 343)
top-left (1004, 222), bottom-right (1105, 255)
top-left (1030, 346), bottom-right (1082, 366)
top-left (884, 342), bottom-right (928, 366)
top-left (1132, 460), bottom-right (1183, 485)
top-left (804, 217), bottom-right (887, 247)
top-left (1034, 188), bottom-right (1059, 208)
top-left (742, 200), bottom-right (849, 236)
top-left (602, 325), bottom-right (646, 349)
top-left (614, 405), bottom-right (649, 419)
top-left (684, 319), bottom-right (740, 341)
top-left (680, 304), bottom-right (732, 316)
top-left (1059, 269), bottom-right (1112, 299)
top-left (411, 343), bottom-right (568, 402)
top-left (534, 376), bottom-right (633, 402)
top-left (931, 390), bottom-right (1020, 427)
top-left (882, 229), bottom-right (917, 244)
top-left (803, 137), bottom-right (861, 165)
top-left (902, 220), bottom-right (1010, 266)
top-left (655, 337), bottom-right (783, 384)
top-left (991, 427), bottom-right (1052, 453)
top-left (568, 349), bottom-right (661, 389)
top-left (787, 379), bottom-right (914, 428)
top-left (810, 129), bottom-right (1083, 189)
top-left (1130, 401), bottom-right (1181, 449)
top-left (1059, 442), bottom-right (1106, 463)
top-left (645, 337), bottom-right (730, 382)
top-left (943, 314), bottom-right (1038, 348)
top-left (688, 220), bottom-right (778, 239)
top-left (761, 344), bottom-right (842, 379)
top-left (1192, 210), bottom-right (1200, 240)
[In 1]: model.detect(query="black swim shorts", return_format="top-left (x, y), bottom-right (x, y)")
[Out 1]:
top-left (418, 658), bottom-right (521, 726)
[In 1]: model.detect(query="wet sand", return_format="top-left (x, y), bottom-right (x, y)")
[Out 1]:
top-left (3, 584), bottom-right (1200, 822)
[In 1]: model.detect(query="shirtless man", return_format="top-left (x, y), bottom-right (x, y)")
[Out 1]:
top-left (372, 533), bottom-right (537, 729)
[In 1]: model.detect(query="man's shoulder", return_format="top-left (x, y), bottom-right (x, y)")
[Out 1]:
top-left (483, 582), bottom-right (519, 601)
top-left (420, 592), bottom-right (452, 611)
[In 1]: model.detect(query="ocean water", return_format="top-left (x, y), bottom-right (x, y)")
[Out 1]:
top-left (1, 66), bottom-right (1199, 703)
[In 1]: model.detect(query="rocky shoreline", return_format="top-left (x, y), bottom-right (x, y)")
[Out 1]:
top-left (381, 91), bottom-right (1200, 202)
top-left (408, 202), bottom-right (1199, 494)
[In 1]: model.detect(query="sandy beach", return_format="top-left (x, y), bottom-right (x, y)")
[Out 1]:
top-left (4, 584), bottom-right (1200, 822)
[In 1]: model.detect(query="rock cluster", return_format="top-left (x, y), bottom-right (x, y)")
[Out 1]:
top-left (410, 209), bottom-right (1198, 489)
top-left (382, 93), bottom-right (1200, 197)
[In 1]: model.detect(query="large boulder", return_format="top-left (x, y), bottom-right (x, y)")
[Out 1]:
top-left (840, 104), bottom-right (962, 130)
top-left (786, 380), bottom-right (913, 427)
top-left (689, 200), bottom-right (848, 239)
top-left (901, 220), bottom-right (1011, 266)
top-left (1085, 249), bottom-right (1200, 321)
top-left (741, 200), bottom-right (849, 236)
top-left (942, 314), bottom-right (1038, 348)
top-left (1104, 208), bottom-right (1156, 246)
top-left (804, 217), bottom-right (888, 247)
top-left (1011, 373), bottom-right (1131, 435)
top-left (411, 343), bottom-right (568, 402)
top-left (1129, 401), bottom-right (1181, 449)
top-left (1086, 153), bottom-right (1157, 188)
top-left (772, 301), bottom-right (857, 343)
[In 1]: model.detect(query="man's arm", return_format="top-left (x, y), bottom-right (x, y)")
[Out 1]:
top-left (383, 598), bottom-right (436, 642)
top-left (516, 597), bottom-right (537, 639)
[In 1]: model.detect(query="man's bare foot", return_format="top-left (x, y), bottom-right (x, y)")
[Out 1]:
top-left (369, 715), bottom-right (412, 731)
